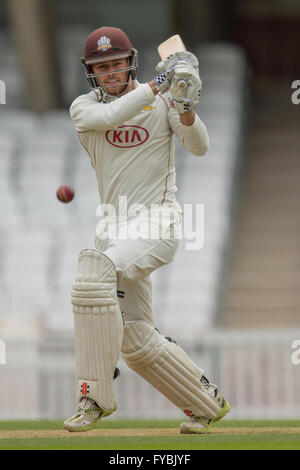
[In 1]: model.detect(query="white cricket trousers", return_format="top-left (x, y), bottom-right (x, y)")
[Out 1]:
top-left (94, 203), bottom-right (182, 326)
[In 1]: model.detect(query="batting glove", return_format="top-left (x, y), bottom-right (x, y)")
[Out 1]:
top-left (152, 72), bottom-right (170, 94)
top-left (156, 51), bottom-right (199, 80)
top-left (171, 96), bottom-right (192, 114)
top-left (170, 61), bottom-right (202, 113)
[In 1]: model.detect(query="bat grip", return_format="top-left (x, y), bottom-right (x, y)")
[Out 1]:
top-left (177, 79), bottom-right (187, 89)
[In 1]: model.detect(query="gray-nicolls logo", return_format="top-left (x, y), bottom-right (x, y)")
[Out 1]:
top-left (291, 80), bottom-right (300, 105)
top-left (0, 340), bottom-right (6, 365)
top-left (0, 80), bottom-right (6, 104)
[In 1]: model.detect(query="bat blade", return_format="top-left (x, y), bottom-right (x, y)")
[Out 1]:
top-left (158, 34), bottom-right (188, 89)
top-left (157, 34), bottom-right (186, 59)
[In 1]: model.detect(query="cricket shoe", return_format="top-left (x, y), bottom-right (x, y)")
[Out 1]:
top-left (180, 389), bottom-right (231, 434)
top-left (63, 397), bottom-right (117, 432)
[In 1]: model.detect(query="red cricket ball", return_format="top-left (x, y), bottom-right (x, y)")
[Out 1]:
top-left (56, 185), bottom-right (75, 203)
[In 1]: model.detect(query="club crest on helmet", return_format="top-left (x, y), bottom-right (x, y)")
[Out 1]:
top-left (97, 36), bottom-right (112, 52)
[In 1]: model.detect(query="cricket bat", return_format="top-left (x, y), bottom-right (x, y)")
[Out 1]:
top-left (157, 34), bottom-right (187, 89)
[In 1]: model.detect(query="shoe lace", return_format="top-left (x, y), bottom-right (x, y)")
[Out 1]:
top-left (77, 397), bottom-right (100, 416)
top-left (191, 416), bottom-right (211, 426)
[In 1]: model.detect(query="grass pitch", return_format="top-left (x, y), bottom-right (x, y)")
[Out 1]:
top-left (0, 419), bottom-right (300, 450)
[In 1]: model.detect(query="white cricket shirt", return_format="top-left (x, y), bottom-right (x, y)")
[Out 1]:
top-left (70, 82), bottom-right (209, 215)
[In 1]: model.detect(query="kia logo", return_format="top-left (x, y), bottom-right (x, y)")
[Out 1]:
top-left (105, 125), bottom-right (149, 148)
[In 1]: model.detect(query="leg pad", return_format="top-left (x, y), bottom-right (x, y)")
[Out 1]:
top-left (121, 321), bottom-right (222, 419)
top-left (71, 249), bottom-right (123, 410)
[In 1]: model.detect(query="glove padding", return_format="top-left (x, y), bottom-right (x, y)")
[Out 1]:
top-left (156, 51), bottom-right (199, 80)
top-left (152, 72), bottom-right (170, 93)
top-left (170, 61), bottom-right (202, 113)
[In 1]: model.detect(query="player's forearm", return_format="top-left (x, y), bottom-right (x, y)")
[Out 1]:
top-left (148, 80), bottom-right (159, 95)
top-left (183, 114), bottom-right (209, 155)
top-left (103, 84), bottom-right (156, 129)
top-left (179, 109), bottom-right (195, 126)
top-left (173, 112), bottom-right (209, 156)
top-left (70, 84), bottom-right (156, 132)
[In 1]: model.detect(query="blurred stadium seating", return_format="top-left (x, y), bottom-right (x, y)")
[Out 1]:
top-left (3, 15), bottom-right (299, 420)
top-left (0, 38), bottom-right (253, 418)
top-left (151, 42), bottom-right (248, 340)
top-left (0, 39), bottom-right (248, 337)
top-left (1, 0), bottom-right (300, 423)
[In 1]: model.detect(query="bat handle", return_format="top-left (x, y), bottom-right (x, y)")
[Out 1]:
top-left (177, 79), bottom-right (187, 89)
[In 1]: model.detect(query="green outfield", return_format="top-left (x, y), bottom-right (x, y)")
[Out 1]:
top-left (0, 419), bottom-right (300, 450)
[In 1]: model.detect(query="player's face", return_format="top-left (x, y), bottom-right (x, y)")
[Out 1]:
top-left (92, 58), bottom-right (131, 95)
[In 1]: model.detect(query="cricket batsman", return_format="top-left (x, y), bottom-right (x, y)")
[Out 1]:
top-left (63, 26), bottom-right (230, 434)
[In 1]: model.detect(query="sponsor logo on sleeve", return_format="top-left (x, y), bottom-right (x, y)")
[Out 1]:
top-left (143, 105), bottom-right (156, 113)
